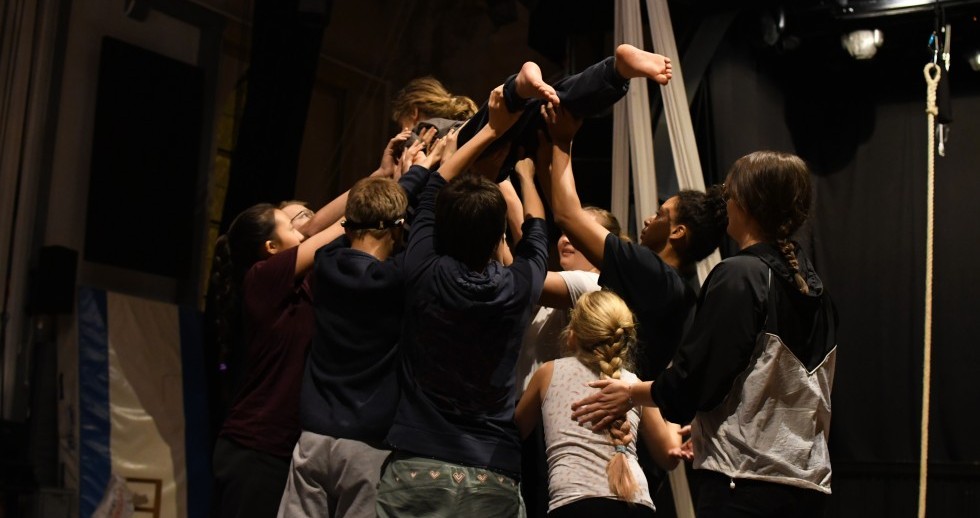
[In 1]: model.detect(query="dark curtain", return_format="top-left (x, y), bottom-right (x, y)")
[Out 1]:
top-left (704, 26), bottom-right (980, 517)
top-left (220, 0), bottom-right (332, 232)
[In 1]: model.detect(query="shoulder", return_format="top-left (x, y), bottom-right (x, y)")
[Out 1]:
top-left (701, 255), bottom-right (770, 300)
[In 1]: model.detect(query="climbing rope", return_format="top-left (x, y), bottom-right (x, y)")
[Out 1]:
top-left (918, 61), bottom-right (940, 518)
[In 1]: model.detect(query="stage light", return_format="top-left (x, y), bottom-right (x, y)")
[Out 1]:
top-left (969, 50), bottom-right (980, 72)
top-left (842, 29), bottom-right (884, 59)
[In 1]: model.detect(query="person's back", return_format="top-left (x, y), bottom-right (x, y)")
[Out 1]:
top-left (543, 358), bottom-right (651, 512)
top-left (377, 85), bottom-right (541, 517)
top-left (297, 165), bottom-right (432, 444)
top-left (279, 172), bottom-right (426, 518)
top-left (387, 172), bottom-right (549, 476)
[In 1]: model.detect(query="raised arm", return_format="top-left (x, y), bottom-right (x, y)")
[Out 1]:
top-left (438, 85), bottom-right (521, 182)
top-left (541, 104), bottom-right (611, 269)
top-left (512, 157), bottom-right (544, 221)
top-left (498, 178), bottom-right (525, 244)
top-left (293, 219), bottom-right (345, 277)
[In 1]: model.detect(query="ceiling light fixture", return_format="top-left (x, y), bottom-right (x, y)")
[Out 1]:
top-left (842, 29), bottom-right (884, 59)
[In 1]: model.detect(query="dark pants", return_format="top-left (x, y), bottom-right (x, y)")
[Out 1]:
top-left (212, 437), bottom-right (291, 518)
top-left (549, 497), bottom-right (656, 518)
top-left (520, 425), bottom-right (550, 518)
top-left (696, 470), bottom-right (828, 518)
top-left (457, 56), bottom-right (629, 181)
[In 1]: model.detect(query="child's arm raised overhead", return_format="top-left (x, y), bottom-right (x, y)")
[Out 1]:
top-left (541, 103), bottom-right (611, 270)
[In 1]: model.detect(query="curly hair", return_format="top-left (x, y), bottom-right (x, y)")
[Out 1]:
top-left (673, 186), bottom-right (728, 264)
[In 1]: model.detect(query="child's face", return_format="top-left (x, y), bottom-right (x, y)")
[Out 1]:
top-left (268, 209), bottom-right (305, 252)
top-left (640, 196), bottom-right (677, 253)
top-left (558, 233), bottom-right (594, 272)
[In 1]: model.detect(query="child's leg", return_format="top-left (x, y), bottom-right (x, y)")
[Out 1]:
top-left (554, 44), bottom-right (672, 119)
top-left (614, 43), bottom-right (672, 85)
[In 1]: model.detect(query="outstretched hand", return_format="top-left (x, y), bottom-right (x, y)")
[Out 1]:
top-left (570, 378), bottom-right (632, 433)
top-left (541, 103), bottom-right (582, 146)
top-left (377, 129), bottom-right (414, 178)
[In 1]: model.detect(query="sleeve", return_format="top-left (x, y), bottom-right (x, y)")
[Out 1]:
top-left (511, 218), bottom-right (550, 302)
top-left (398, 164), bottom-right (431, 209)
top-left (599, 234), bottom-right (672, 314)
top-left (651, 259), bottom-right (768, 424)
top-left (557, 270), bottom-right (600, 306)
top-left (243, 246), bottom-right (301, 315)
top-left (402, 172), bottom-right (447, 281)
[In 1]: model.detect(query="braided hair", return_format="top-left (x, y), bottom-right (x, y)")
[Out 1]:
top-left (564, 290), bottom-right (640, 501)
top-left (726, 151), bottom-right (812, 294)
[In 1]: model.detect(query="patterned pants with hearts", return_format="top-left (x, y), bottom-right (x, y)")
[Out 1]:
top-left (376, 452), bottom-right (526, 517)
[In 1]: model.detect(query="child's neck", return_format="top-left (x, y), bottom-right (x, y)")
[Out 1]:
top-left (351, 235), bottom-right (393, 261)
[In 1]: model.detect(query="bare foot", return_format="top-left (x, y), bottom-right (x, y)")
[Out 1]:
top-left (614, 44), bottom-right (673, 85)
top-left (515, 61), bottom-right (561, 105)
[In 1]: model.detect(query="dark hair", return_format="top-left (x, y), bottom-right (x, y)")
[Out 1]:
top-left (673, 187), bottom-right (728, 264)
top-left (207, 203), bottom-right (277, 373)
top-left (345, 177), bottom-right (408, 240)
top-left (435, 174), bottom-right (507, 270)
top-left (726, 150), bottom-right (813, 293)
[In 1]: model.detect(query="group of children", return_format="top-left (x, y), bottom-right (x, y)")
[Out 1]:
top-left (209, 42), bottom-right (837, 518)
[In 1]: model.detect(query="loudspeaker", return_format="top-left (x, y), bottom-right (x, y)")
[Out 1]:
top-left (28, 246), bottom-right (78, 315)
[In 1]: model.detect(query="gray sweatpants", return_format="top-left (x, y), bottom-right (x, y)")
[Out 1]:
top-left (277, 431), bottom-right (390, 518)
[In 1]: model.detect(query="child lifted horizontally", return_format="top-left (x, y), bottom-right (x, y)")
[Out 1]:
top-left (515, 290), bottom-right (690, 517)
top-left (454, 44), bottom-right (672, 180)
top-left (376, 84), bottom-right (546, 516)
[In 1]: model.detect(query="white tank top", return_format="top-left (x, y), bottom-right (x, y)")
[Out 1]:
top-left (541, 357), bottom-right (654, 512)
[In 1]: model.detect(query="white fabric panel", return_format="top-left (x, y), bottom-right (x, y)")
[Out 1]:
top-left (107, 292), bottom-right (187, 518)
top-left (621, 0), bottom-right (660, 227)
top-left (646, 0), bottom-right (721, 283)
top-left (611, 2), bottom-right (631, 228)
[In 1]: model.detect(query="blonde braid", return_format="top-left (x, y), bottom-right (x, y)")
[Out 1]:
top-left (598, 325), bottom-right (638, 502)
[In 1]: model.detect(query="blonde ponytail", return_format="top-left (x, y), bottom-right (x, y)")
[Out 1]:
top-left (566, 291), bottom-right (639, 502)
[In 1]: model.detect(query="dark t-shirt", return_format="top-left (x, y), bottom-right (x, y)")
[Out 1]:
top-left (386, 173), bottom-right (549, 477)
top-left (598, 234), bottom-right (696, 380)
top-left (220, 246), bottom-right (313, 457)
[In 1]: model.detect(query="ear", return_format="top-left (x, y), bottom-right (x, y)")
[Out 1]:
top-left (670, 223), bottom-right (688, 240)
top-left (410, 107), bottom-right (419, 125)
top-left (264, 239), bottom-right (279, 256)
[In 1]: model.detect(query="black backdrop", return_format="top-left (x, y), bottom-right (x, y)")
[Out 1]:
top-left (699, 17), bottom-right (980, 517)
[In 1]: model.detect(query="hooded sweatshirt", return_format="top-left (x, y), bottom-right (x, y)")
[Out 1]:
top-left (386, 173), bottom-right (549, 477)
